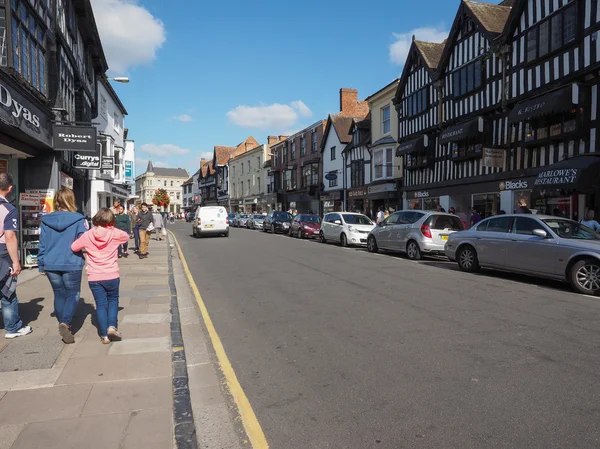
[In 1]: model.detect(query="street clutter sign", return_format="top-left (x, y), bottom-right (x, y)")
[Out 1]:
top-left (74, 143), bottom-right (101, 170)
top-left (60, 172), bottom-right (73, 189)
top-left (482, 148), bottom-right (504, 168)
top-left (124, 161), bottom-right (133, 181)
top-left (53, 125), bottom-right (97, 152)
top-left (101, 156), bottom-right (114, 171)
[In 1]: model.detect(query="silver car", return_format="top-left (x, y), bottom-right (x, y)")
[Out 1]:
top-left (367, 210), bottom-right (463, 259)
top-left (444, 214), bottom-right (600, 295)
top-left (248, 214), bottom-right (265, 230)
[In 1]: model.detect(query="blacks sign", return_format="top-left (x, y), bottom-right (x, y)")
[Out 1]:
top-left (53, 125), bottom-right (97, 152)
top-left (73, 143), bottom-right (101, 170)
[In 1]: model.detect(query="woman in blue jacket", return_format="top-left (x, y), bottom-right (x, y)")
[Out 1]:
top-left (38, 188), bottom-right (88, 344)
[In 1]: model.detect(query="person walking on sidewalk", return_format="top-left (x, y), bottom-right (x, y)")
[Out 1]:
top-left (115, 205), bottom-right (131, 258)
top-left (136, 203), bottom-right (153, 259)
top-left (152, 209), bottom-right (165, 241)
top-left (0, 173), bottom-right (32, 339)
top-left (110, 199), bottom-right (121, 215)
top-left (38, 188), bottom-right (88, 344)
top-left (131, 206), bottom-right (140, 253)
top-left (71, 208), bottom-right (129, 344)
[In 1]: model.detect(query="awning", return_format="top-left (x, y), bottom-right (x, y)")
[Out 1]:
top-left (533, 155), bottom-right (600, 193)
top-left (509, 84), bottom-right (578, 123)
top-left (396, 136), bottom-right (426, 156)
top-left (439, 117), bottom-right (483, 144)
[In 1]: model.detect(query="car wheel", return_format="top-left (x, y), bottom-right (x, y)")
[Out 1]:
top-left (340, 233), bottom-right (348, 247)
top-left (320, 231), bottom-right (327, 243)
top-left (570, 259), bottom-right (600, 295)
top-left (224, 231), bottom-right (229, 237)
top-left (271, 225), bottom-right (275, 234)
top-left (457, 245), bottom-right (480, 272)
top-left (298, 229), bottom-right (303, 239)
top-left (406, 240), bottom-right (422, 260)
top-left (367, 235), bottom-right (378, 253)
top-left (192, 228), bottom-right (196, 237)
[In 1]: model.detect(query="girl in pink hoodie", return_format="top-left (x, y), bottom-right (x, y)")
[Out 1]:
top-left (72, 208), bottom-right (129, 344)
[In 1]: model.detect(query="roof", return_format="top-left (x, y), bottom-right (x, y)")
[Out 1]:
top-left (200, 161), bottom-right (215, 178)
top-left (321, 113), bottom-right (368, 152)
top-left (366, 79), bottom-right (400, 103)
top-left (370, 136), bottom-right (397, 148)
top-left (100, 77), bottom-right (127, 115)
top-left (414, 40), bottom-right (446, 70)
top-left (464, 0), bottom-right (512, 35)
top-left (212, 136), bottom-right (260, 166)
top-left (152, 167), bottom-right (189, 178)
top-left (344, 116), bottom-right (371, 153)
top-left (182, 177), bottom-right (194, 185)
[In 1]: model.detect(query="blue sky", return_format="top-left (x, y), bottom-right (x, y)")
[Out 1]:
top-left (91, 0), bottom-right (461, 177)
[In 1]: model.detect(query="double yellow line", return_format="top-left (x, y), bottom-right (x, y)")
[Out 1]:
top-left (170, 232), bottom-right (269, 449)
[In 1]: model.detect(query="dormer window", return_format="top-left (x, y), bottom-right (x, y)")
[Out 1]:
top-left (451, 59), bottom-right (483, 98)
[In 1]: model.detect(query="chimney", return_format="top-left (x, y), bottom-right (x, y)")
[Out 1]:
top-left (278, 135), bottom-right (287, 142)
top-left (200, 158), bottom-right (206, 167)
top-left (268, 136), bottom-right (278, 145)
top-left (339, 88), bottom-right (369, 116)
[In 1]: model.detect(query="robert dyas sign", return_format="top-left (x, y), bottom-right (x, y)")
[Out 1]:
top-left (53, 125), bottom-right (97, 153)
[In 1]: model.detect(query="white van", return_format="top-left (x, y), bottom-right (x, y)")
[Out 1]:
top-left (192, 206), bottom-right (229, 237)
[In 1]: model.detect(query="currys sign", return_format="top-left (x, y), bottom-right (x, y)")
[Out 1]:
top-left (73, 143), bottom-right (101, 170)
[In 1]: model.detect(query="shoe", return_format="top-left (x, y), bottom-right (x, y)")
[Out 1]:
top-left (118, 255), bottom-right (123, 258)
top-left (123, 253), bottom-right (129, 258)
top-left (5, 326), bottom-right (33, 339)
top-left (108, 327), bottom-right (122, 341)
top-left (138, 254), bottom-right (144, 259)
top-left (100, 336), bottom-right (110, 344)
top-left (59, 323), bottom-right (74, 344)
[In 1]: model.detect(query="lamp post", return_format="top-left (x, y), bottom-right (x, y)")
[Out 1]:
top-left (108, 77), bottom-right (130, 83)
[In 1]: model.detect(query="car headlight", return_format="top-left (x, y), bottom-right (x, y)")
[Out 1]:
top-left (347, 225), bottom-right (356, 232)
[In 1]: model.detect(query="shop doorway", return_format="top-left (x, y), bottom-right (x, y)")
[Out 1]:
top-left (472, 193), bottom-right (500, 219)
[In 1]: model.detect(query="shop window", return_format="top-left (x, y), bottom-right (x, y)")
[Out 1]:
top-left (450, 140), bottom-right (483, 161)
top-left (526, 3), bottom-right (577, 63)
top-left (452, 59), bottom-right (483, 98)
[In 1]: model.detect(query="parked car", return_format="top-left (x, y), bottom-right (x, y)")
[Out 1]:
top-left (247, 214), bottom-right (265, 230)
top-left (263, 211), bottom-right (292, 234)
top-left (192, 206), bottom-right (229, 237)
top-left (367, 210), bottom-right (463, 260)
top-left (233, 214), bottom-right (249, 228)
top-left (289, 214), bottom-right (321, 239)
top-left (444, 214), bottom-right (600, 295)
top-left (320, 212), bottom-right (375, 247)
top-left (228, 213), bottom-right (236, 224)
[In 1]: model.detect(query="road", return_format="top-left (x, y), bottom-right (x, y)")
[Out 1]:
top-left (170, 222), bottom-right (600, 449)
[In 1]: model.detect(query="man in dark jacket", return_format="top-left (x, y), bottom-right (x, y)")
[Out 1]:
top-left (115, 206), bottom-right (131, 258)
top-left (136, 203), bottom-right (153, 259)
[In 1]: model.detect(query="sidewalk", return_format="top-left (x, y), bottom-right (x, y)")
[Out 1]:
top-left (0, 238), bottom-right (178, 449)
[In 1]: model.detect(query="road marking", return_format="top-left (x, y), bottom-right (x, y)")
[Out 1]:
top-left (170, 231), bottom-right (269, 449)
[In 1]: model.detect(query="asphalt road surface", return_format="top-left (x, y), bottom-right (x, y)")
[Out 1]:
top-left (171, 222), bottom-right (600, 449)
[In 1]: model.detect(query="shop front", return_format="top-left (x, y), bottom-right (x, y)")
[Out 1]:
top-left (287, 193), bottom-right (319, 215)
top-left (320, 190), bottom-right (343, 215)
top-left (346, 186), bottom-right (369, 215)
top-left (243, 196), bottom-right (259, 213)
top-left (262, 192), bottom-right (280, 213)
top-left (90, 180), bottom-right (130, 215)
top-left (367, 182), bottom-right (398, 218)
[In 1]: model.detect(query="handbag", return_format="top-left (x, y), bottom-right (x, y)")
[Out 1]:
top-left (162, 227), bottom-right (167, 237)
top-left (147, 222), bottom-right (155, 232)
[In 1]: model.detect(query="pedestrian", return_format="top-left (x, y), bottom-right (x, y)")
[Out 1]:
top-left (71, 208), bottom-right (129, 344)
top-left (38, 187), bottom-right (88, 344)
top-left (169, 212), bottom-right (174, 224)
top-left (448, 207), bottom-right (456, 214)
top-left (580, 210), bottom-right (600, 232)
top-left (152, 209), bottom-right (165, 240)
top-left (516, 205), bottom-right (532, 214)
top-left (131, 206), bottom-right (140, 253)
top-left (499, 210), bottom-right (507, 215)
top-left (470, 208), bottom-right (482, 227)
top-left (110, 199), bottom-right (121, 215)
top-left (0, 173), bottom-right (32, 339)
top-left (136, 203), bottom-right (153, 259)
top-left (115, 206), bottom-right (132, 258)
top-left (376, 207), bottom-right (384, 224)
top-left (383, 209), bottom-right (390, 220)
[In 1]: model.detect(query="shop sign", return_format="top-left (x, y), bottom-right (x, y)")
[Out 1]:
top-left (347, 187), bottom-right (367, 198)
top-left (60, 172), bottom-right (73, 189)
top-left (101, 156), bottom-right (114, 171)
top-left (19, 192), bottom-right (40, 206)
top-left (413, 191), bottom-right (430, 199)
top-left (26, 189), bottom-right (54, 213)
top-left (482, 148), bottom-right (504, 168)
top-left (53, 125), bottom-right (97, 152)
top-left (534, 168), bottom-right (578, 187)
top-left (111, 185), bottom-right (130, 197)
top-left (0, 159), bottom-right (7, 172)
top-left (73, 143), bottom-right (101, 170)
top-left (124, 161), bottom-right (133, 181)
top-left (499, 180), bottom-right (529, 191)
top-left (368, 183), bottom-right (395, 194)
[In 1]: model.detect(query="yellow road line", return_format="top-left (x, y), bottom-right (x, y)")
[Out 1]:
top-left (170, 231), bottom-right (269, 449)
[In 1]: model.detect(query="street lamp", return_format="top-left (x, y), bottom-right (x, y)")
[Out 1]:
top-left (108, 77), bottom-right (130, 83)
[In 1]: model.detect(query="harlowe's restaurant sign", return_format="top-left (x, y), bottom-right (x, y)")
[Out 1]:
top-left (534, 169), bottom-right (578, 186)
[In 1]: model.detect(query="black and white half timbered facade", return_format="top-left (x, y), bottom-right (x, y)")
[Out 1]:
top-left (344, 116), bottom-right (372, 215)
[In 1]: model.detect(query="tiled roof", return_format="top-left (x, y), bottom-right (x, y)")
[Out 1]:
top-left (214, 146), bottom-right (236, 165)
top-left (182, 177), bottom-right (193, 185)
top-left (414, 40), bottom-right (446, 70)
top-left (151, 167), bottom-right (189, 178)
top-left (465, 0), bottom-right (512, 35)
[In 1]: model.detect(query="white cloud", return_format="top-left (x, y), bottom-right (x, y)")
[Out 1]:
top-left (139, 143), bottom-right (190, 157)
top-left (389, 26), bottom-right (448, 66)
top-left (171, 114), bottom-right (194, 123)
top-left (198, 151), bottom-right (213, 162)
top-left (226, 101), bottom-right (313, 130)
top-left (91, 0), bottom-right (166, 73)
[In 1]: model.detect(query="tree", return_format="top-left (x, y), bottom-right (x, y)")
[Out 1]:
top-left (152, 188), bottom-right (171, 210)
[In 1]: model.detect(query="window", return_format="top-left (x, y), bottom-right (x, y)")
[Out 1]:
top-left (11, 0), bottom-right (46, 93)
top-left (328, 171), bottom-right (337, 188)
top-left (311, 129), bottom-right (318, 152)
top-left (291, 141), bottom-right (296, 160)
top-left (382, 105), bottom-right (391, 134)
top-left (302, 163), bottom-right (318, 187)
top-left (0, 8), bottom-right (6, 66)
top-left (241, 181), bottom-right (244, 195)
top-left (113, 112), bottom-right (122, 134)
top-left (300, 137), bottom-right (306, 156)
top-left (350, 160), bottom-right (364, 188)
top-left (170, 181), bottom-right (173, 187)
top-left (283, 169), bottom-right (296, 190)
top-left (241, 164), bottom-right (244, 175)
top-left (512, 217), bottom-right (542, 235)
top-left (232, 166), bottom-right (235, 177)
top-left (451, 59), bottom-right (483, 97)
top-left (406, 88), bottom-right (428, 117)
top-left (283, 144), bottom-right (288, 163)
top-left (257, 177), bottom-right (260, 191)
top-left (257, 156), bottom-right (261, 167)
top-left (164, 180), bottom-right (167, 187)
top-left (176, 192), bottom-right (180, 200)
top-left (373, 148), bottom-right (394, 179)
top-left (99, 94), bottom-right (107, 119)
top-left (527, 4), bottom-right (577, 62)
top-left (330, 146), bottom-right (336, 160)
top-left (479, 216), bottom-right (512, 233)
top-left (247, 161), bottom-right (250, 172)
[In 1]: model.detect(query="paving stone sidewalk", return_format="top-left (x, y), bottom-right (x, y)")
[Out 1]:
top-left (0, 238), bottom-right (176, 449)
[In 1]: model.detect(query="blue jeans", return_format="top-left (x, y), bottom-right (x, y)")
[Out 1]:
top-left (89, 278), bottom-right (120, 337)
top-left (1, 294), bottom-right (23, 333)
top-left (133, 225), bottom-right (140, 250)
top-left (118, 241), bottom-right (128, 257)
top-left (46, 271), bottom-right (82, 327)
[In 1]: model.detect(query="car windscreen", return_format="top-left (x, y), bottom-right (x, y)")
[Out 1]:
top-left (342, 214), bottom-right (373, 225)
top-left (274, 212), bottom-right (291, 220)
top-left (301, 215), bottom-right (320, 223)
top-left (428, 215), bottom-right (463, 231)
top-left (240, 214), bottom-right (248, 218)
top-left (253, 215), bottom-right (263, 219)
top-left (542, 219), bottom-right (600, 240)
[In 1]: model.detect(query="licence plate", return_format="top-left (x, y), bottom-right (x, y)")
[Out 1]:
top-left (440, 235), bottom-right (448, 240)
top-left (205, 225), bottom-right (214, 229)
